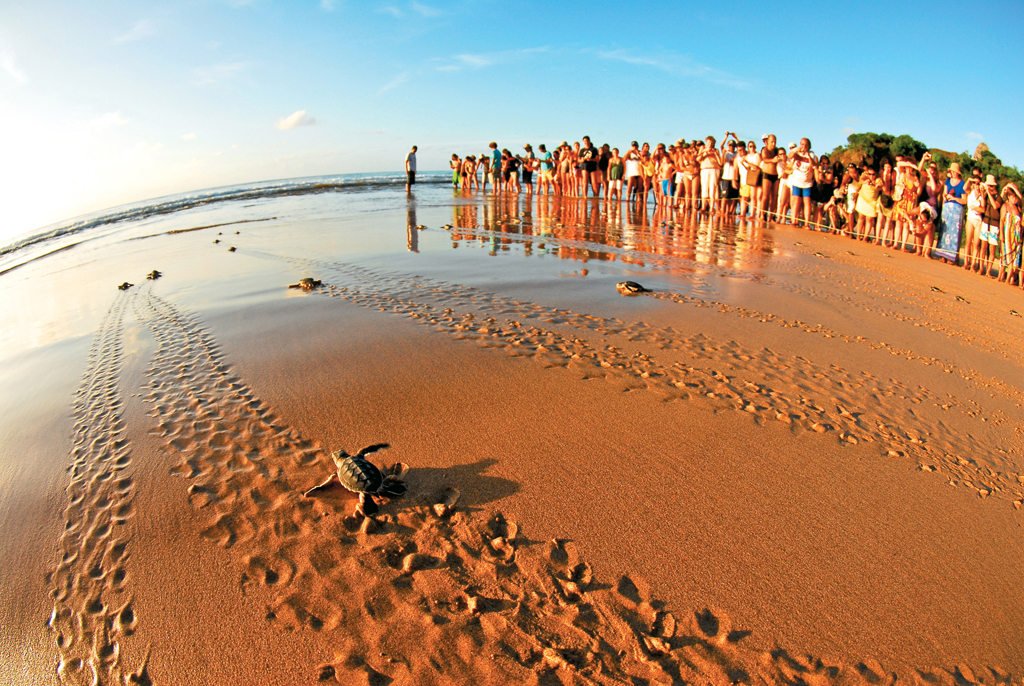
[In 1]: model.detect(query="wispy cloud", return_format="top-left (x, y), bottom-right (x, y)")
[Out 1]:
top-left (181, 132), bottom-right (198, 140)
top-left (410, 1), bottom-right (440, 16)
top-left (841, 127), bottom-right (856, 136)
top-left (594, 48), bottom-right (750, 89)
top-left (276, 110), bottom-right (317, 130)
top-left (193, 61), bottom-right (247, 85)
top-left (1, 52), bottom-right (28, 83)
top-left (435, 48), bottom-right (546, 72)
top-left (89, 112), bottom-right (130, 129)
top-left (321, 0), bottom-right (338, 10)
top-left (114, 20), bottom-right (155, 43)
top-left (379, 5), bottom-right (404, 18)
top-left (844, 116), bottom-right (861, 125)
top-left (967, 132), bottom-right (984, 140)
top-left (377, 72), bottom-right (408, 94)
top-left (360, 128), bottom-right (387, 135)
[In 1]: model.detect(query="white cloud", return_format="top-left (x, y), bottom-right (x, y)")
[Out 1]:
top-left (321, 0), bottom-right (338, 10)
top-left (376, 72), bottom-right (408, 94)
top-left (379, 5), bottom-right (404, 17)
top-left (435, 48), bottom-right (546, 72)
top-left (453, 53), bottom-right (490, 68)
top-left (967, 132), bottom-right (984, 140)
top-left (276, 109), bottom-right (317, 130)
top-left (1, 52), bottom-right (28, 83)
top-left (193, 62), bottom-right (247, 85)
top-left (89, 112), bottom-right (130, 129)
top-left (114, 20), bottom-right (155, 43)
top-left (844, 116), bottom-right (861, 125)
top-left (841, 127), bottom-right (855, 136)
top-left (410, 1), bottom-right (441, 16)
top-left (181, 132), bottom-right (198, 140)
top-left (595, 48), bottom-right (750, 89)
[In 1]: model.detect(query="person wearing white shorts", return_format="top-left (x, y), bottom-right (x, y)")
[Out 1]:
top-left (697, 135), bottom-right (722, 214)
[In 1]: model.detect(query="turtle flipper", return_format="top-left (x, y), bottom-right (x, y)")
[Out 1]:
top-left (356, 443), bottom-right (390, 458)
top-left (379, 476), bottom-right (407, 498)
top-left (303, 473), bottom-right (340, 498)
top-left (357, 492), bottom-right (379, 517)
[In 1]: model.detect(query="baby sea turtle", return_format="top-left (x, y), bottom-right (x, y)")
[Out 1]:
top-left (303, 443), bottom-right (407, 517)
top-left (147, 270), bottom-right (162, 280)
top-left (616, 281), bottom-right (649, 296)
top-left (288, 277), bottom-right (322, 291)
top-left (228, 246), bottom-right (236, 252)
top-left (117, 282), bottom-right (133, 291)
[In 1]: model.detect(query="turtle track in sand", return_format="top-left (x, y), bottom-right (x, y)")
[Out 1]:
top-left (46, 291), bottom-right (146, 686)
top-left (74, 286), bottom-right (1016, 685)
top-left (253, 252), bottom-right (1023, 508)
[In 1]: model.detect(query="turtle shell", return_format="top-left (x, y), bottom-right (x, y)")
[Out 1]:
top-left (334, 452), bottom-right (384, 494)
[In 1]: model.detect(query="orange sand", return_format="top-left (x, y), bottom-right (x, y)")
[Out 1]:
top-left (0, 200), bottom-right (1022, 685)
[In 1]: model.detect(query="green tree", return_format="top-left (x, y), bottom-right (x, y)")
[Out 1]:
top-left (889, 134), bottom-right (927, 160)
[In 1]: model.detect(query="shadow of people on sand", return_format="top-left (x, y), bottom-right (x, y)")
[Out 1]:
top-left (402, 458), bottom-right (520, 509)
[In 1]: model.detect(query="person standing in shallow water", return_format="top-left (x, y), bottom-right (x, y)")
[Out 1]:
top-left (405, 145), bottom-right (417, 192)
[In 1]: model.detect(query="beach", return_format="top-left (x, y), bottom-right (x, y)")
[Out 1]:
top-left (1, 178), bottom-right (1022, 685)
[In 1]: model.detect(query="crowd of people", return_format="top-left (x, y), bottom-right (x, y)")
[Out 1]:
top-left (424, 135), bottom-right (1023, 290)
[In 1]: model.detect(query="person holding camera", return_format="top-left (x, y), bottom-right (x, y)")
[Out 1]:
top-left (788, 138), bottom-right (817, 228)
top-left (977, 175), bottom-right (1002, 276)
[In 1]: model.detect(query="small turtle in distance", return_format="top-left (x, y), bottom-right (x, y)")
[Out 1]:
top-left (616, 281), bottom-right (650, 296)
top-left (228, 246), bottom-right (236, 252)
top-left (288, 277), bottom-right (322, 291)
top-left (303, 443), bottom-right (408, 517)
top-left (117, 282), bottom-right (133, 291)
top-left (147, 270), bottom-right (162, 280)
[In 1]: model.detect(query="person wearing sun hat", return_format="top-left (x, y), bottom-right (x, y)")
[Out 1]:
top-left (934, 162), bottom-right (968, 263)
top-left (975, 174), bottom-right (1002, 276)
top-left (997, 181), bottom-right (1022, 284)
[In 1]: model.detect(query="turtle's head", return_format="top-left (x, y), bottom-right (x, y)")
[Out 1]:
top-left (330, 450), bottom-right (348, 468)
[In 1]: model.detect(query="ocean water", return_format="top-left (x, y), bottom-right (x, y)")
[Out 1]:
top-left (0, 171), bottom-right (779, 361)
top-left (0, 172), bottom-right (452, 274)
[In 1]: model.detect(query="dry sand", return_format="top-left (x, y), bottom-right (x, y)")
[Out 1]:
top-left (0, 191), bottom-right (1022, 685)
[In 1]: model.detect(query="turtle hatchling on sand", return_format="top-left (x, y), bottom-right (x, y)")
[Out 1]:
top-left (117, 282), bottom-right (133, 291)
top-left (616, 281), bottom-right (649, 296)
top-left (303, 443), bottom-right (407, 517)
top-left (288, 277), bottom-right (322, 291)
top-left (147, 270), bottom-right (162, 280)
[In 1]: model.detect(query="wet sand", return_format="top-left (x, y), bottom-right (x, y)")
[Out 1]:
top-left (1, 188), bottom-right (1022, 685)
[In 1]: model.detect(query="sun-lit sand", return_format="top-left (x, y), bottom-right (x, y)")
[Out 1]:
top-left (1, 183), bottom-right (1022, 685)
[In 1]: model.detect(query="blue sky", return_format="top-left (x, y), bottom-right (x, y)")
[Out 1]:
top-left (1, 0), bottom-right (1021, 244)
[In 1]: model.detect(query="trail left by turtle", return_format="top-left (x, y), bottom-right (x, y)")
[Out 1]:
top-left (616, 281), bottom-right (650, 296)
top-left (303, 443), bottom-right (408, 517)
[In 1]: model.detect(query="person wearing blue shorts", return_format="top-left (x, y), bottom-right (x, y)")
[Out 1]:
top-left (788, 138), bottom-right (816, 228)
